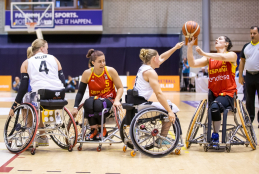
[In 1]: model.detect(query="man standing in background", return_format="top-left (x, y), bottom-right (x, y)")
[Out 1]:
top-left (239, 26), bottom-right (259, 126)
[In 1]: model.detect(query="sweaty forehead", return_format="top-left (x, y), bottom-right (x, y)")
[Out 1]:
top-left (218, 36), bottom-right (225, 40)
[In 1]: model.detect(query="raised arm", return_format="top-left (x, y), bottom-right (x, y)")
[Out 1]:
top-left (159, 42), bottom-right (184, 65)
top-left (145, 70), bottom-right (175, 123)
top-left (187, 38), bottom-right (209, 68)
top-left (108, 67), bottom-right (123, 109)
top-left (196, 47), bottom-right (237, 63)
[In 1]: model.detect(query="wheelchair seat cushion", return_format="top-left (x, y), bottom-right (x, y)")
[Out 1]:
top-left (38, 89), bottom-right (65, 100)
top-left (126, 89), bottom-right (147, 105)
top-left (40, 99), bottom-right (68, 110)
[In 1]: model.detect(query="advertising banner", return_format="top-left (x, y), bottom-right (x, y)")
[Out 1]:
top-left (0, 76), bottom-right (12, 91)
top-left (5, 10), bottom-right (102, 32)
top-left (127, 76), bottom-right (180, 92)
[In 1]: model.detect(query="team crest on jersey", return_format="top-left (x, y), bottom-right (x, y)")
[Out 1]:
top-left (55, 92), bottom-right (60, 97)
top-left (104, 74), bottom-right (108, 79)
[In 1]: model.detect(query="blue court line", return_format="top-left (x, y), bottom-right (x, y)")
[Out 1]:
top-left (182, 101), bottom-right (201, 108)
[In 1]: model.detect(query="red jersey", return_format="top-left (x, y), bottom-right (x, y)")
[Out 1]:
top-left (88, 66), bottom-right (117, 99)
top-left (208, 58), bottom-right (237, 98)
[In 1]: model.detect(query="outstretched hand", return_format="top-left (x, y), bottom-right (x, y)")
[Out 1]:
top-left (195, 46), bottom-right (205, 56)
top-left (187, 37), bottom-right (197, 46)
top-left (175, 42), bottom-right (185, 49)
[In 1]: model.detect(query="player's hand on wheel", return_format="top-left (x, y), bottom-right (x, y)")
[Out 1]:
top-left (168, 111), bottom-right (176, 124)
top-left (71, 108), bottom-right (78, 118)
top-left (113, 101), bottom-right (122, 110)
top-left (9, 109), bottom-right (15, 117)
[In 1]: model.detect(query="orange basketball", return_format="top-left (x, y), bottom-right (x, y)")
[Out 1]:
top-left (182, 21), bottom-right (200, 38)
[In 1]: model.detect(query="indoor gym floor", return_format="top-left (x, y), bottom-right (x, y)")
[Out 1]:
top-left (0, 91), bottom-right (259, 174)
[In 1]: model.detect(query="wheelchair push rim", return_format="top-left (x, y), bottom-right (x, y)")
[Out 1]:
top-left (185, 99), bottom-right (207, 148)
top-left (113, 106), bottom-right (126, 130)
top-left (4, 103), bottom-right (38, 154)
top-left (75, 103), bottom-right (89, 141)
top-left (130, 108), bottom-right (180, 157)
top-left (50, 107), bottom-right (78, 149)
top-left (237, 99), bottom-right (256, 150)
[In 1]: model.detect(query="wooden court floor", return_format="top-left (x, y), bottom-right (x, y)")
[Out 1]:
top-left (0, 91), bottom-right (259, 174)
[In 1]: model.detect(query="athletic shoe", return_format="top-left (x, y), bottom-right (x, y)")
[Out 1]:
top-left (211, 132), bottom-right (219, 148)
top-left (36, 136), bottom-right (49, 146)
top-left (96, 127), bottom-right (108, 139)
top-left (85, 129), bottom-right (98, 141)
top-left (154, 137), bottom-right (173, 148)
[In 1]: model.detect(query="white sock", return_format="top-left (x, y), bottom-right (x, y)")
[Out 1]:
top-left (213, 121), bottom-right (221, 133)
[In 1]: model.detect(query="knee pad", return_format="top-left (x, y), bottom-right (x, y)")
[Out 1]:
top-left (93, 99), bottom-right (105, 113)
top-left (210, 102), bottom-right (224, 121)
top-left (84, 97), bottom-right (113, 118)
top-left (83, 97), bottom-right (95, 117)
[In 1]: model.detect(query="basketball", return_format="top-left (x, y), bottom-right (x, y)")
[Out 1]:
top-left (182, 21), bottom-right (200, 38)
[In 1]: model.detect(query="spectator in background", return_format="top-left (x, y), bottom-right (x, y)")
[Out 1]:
top-left (198, 67), bottom-right (208, 77)
top-left (12, 76), bottom-right (20, 92)
top-left (182, 57), bottom-right (190, 91)
top-left (65, 75), bottom-right (76, 92)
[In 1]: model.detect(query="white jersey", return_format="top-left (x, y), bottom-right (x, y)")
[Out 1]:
top-left (244, 42), bottom-right (259, 71)
top-left (135, 64), bottom-right (180, 113)
top-left (134, 64), bottom-right (154, 100)
top-left (27, 52), bottom-right (64, 92)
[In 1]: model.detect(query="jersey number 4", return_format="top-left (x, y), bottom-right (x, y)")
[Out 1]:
top-left (39, 61), bottom-right (49, 74)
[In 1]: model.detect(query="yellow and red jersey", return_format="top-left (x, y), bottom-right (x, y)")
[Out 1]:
top-left (88, 66), bottom-right (116, 99)
top-left (208, 58), bottom-right (237, 98)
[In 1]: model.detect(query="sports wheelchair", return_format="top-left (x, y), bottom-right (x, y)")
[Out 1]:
top-left (120, 89), bottom-right (184, 158)
top-left (3, 89), bottom-right (78, 155)
top-left (74, 98), bottom-right (125, 152)
top-left (186, 93), bottom-right (257, 152)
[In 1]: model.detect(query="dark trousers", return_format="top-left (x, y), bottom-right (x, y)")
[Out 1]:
top-left (65, 87), bottom-right (75, 93)
top-left (246, 72), bottom-right (259, 123)
top-left (243, 75), bottom-right (247, 101)
top-left (208, 90), bottom-right (233, 121)
top-left (183, 73), bottom-right (189, 89)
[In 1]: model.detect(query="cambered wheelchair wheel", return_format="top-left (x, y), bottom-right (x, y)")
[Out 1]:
top-left (4, 103), bottom-right (38, 153)
top-left (113, 106), bottom-right (126, 130)
top-left (185, 99), bottom-right (207, 148)
top-left (130, 108), bottom-right (180, 158)
top-left (237, 99), bottom-right (257, 150)
top-left (120, 116), bottom-right (134, 149)
top-left (50, 107), bottom-right (78, 150)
